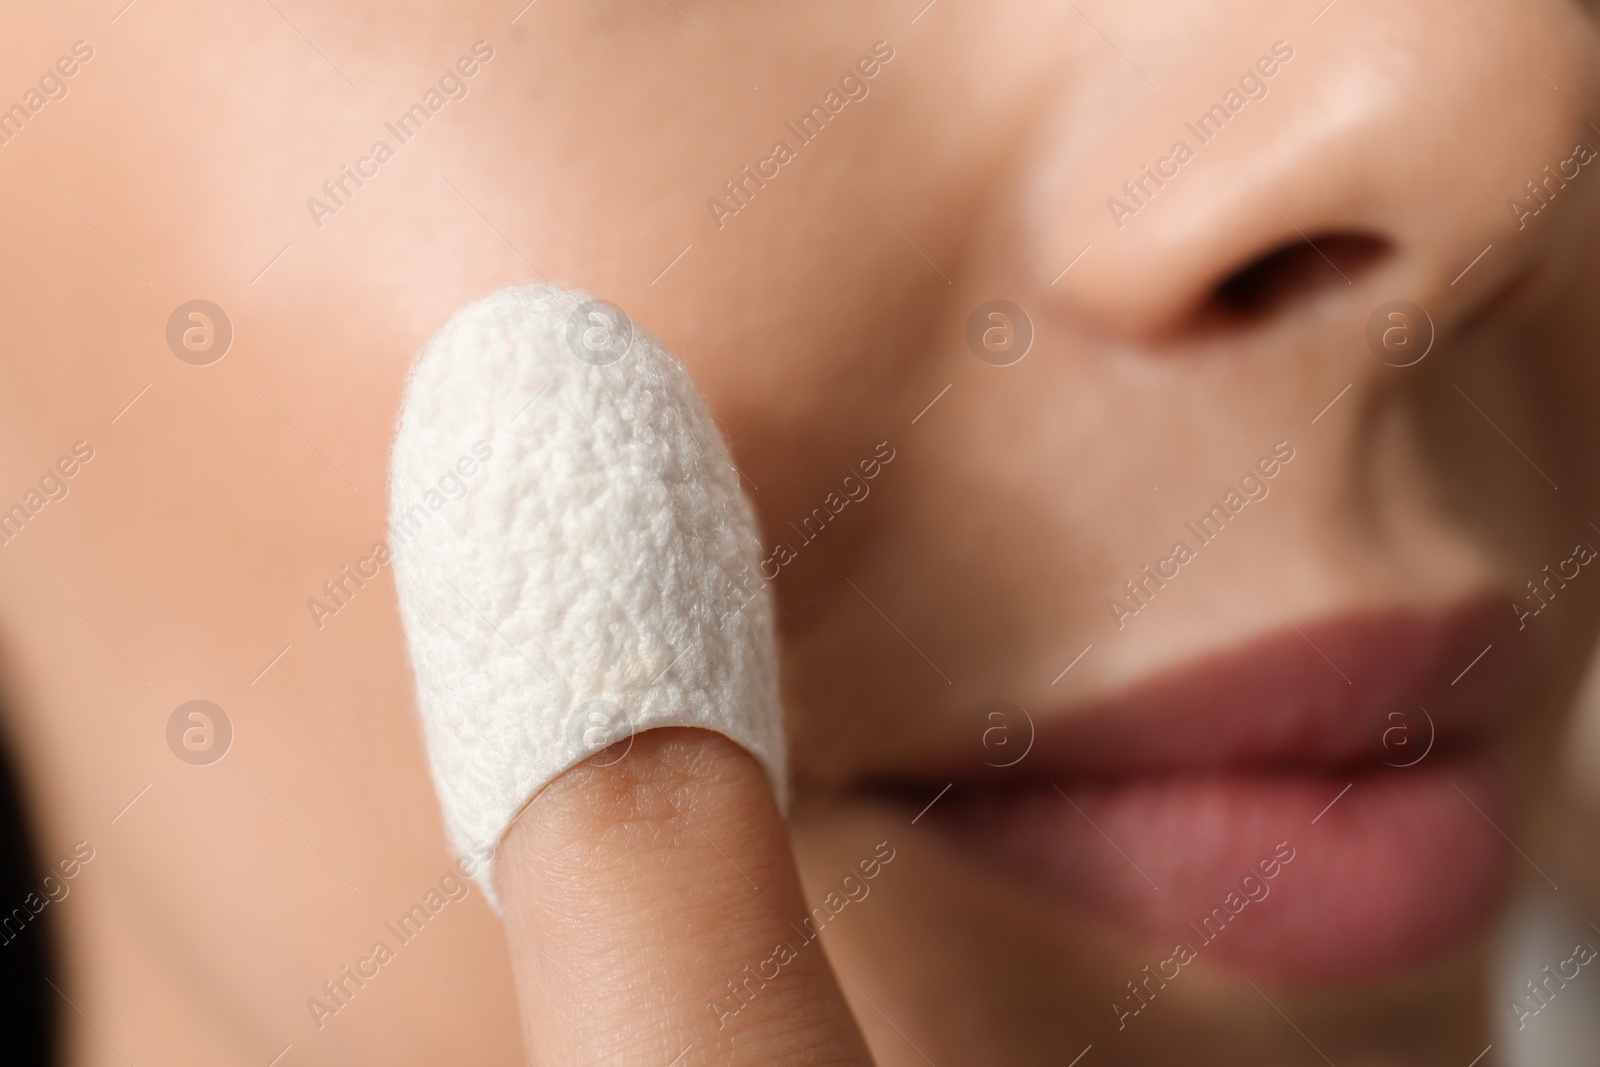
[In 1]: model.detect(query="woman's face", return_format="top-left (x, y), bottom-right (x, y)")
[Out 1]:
top-left (4, 1), bottom-right (1600, 1063)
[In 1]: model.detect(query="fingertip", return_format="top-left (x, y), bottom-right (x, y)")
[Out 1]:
top-left (510, 727), bottom-right (776, 854)
top-left (497, 728), bottom-right (873, 1066)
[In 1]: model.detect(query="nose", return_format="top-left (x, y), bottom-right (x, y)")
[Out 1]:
top-left (1039, 3), bottom-right (1600, 342)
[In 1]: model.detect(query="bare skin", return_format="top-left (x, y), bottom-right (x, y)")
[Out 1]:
top-left (1, 1), bottom-right (1599, 1063)
top-left (500, 729), bottom-right (874, 1067)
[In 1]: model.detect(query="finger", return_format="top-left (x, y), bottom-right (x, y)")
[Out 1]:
top-left (497, 727), bottom-right (876, 1067)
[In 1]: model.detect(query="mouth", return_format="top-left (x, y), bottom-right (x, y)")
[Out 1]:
top-left (869, 597), bottom-right (1539, 985)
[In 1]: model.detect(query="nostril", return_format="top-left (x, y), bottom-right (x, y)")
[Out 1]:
top-left (1208, 232), bottom-right (1392, 323)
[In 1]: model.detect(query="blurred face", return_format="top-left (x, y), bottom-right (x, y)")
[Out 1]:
top-left (2, 1), bottom-right (1599, 1065)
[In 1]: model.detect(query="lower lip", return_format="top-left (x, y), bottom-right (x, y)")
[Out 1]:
top-left (917, 749), bottom-right (1513, 984)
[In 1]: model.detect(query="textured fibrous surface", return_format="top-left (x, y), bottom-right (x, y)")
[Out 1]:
top-left (389, 284), bottom-right (784, 906)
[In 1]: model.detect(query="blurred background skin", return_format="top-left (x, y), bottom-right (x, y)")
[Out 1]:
top-left (0, 0), bottom-right (1598, 1064)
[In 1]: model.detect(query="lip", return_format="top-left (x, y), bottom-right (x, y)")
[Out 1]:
top-left (877, 597), bottom-right (1539, 985)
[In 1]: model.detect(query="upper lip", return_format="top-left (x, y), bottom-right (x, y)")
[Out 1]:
top-left (878, 595), bottom-right (1534, 787)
